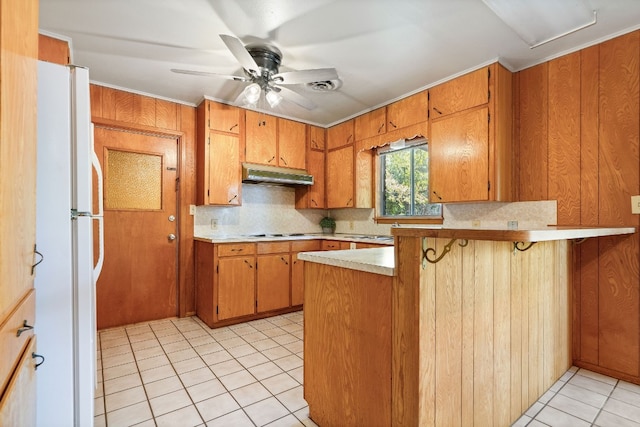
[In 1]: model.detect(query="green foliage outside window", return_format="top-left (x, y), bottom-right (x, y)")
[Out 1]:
top-left (380, 143), bottom-right (441, 217)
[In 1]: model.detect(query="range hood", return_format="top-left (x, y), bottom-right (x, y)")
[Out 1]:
top-left (242, 163), bottom-right (314, 186)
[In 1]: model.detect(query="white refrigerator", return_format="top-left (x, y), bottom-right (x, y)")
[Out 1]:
top-left (35, 60), bottom-right (104, 427)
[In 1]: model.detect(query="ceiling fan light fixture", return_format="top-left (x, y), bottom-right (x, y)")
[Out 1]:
top-left (243, 82), bottom-right (261, 104)
top-left (265, 89), bottom-right (283, 108)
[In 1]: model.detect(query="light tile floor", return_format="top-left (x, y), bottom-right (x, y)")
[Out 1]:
top-left (94, 311), bottom-right (315, 427)
top-left (95, 310), bottom-right (640, 427)
top-left (513, 366), bottom-right (640, 426)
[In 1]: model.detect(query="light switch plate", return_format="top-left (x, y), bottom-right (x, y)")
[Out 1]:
top-left (189, 204), bottom-right (196, 215)
top-left (632, 195), bottom-right (640, 214)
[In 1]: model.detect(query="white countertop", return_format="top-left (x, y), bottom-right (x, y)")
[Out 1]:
top-left (194, 233), bottom-right (394, 245)
top-left (298, 247), bottom-right (395, 276)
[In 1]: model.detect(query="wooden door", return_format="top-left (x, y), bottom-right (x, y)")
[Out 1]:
top-left (257, 254), bottom-right (291, 313)
top-left (94, 127), bottom-right (178, 329)
top-left (277, 118), bottom-right (306, 169)
top-left (208, 131), bottom-right (241, 205)
top-left (430, 107), bottom-right (489, 202)
top-left (218, 257), bottom-right (255, 320)
top-left (245, 110), bottom-right (277, 165)
top-left (327, 146), bottom-right (354, 208)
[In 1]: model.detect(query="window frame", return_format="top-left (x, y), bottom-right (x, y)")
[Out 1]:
top-left (375, 138), bottom-right (442, 223)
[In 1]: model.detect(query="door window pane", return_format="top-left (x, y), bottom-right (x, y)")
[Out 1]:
top-left (105, 149), bottom-right (162, 210)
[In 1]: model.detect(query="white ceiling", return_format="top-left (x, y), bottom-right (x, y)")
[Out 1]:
top-left (39, 0), bottom-right (640, 127)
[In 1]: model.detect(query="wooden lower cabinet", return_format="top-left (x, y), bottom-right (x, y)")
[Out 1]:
top-left (0, 337), bottom-right (37, 426)
top-left (195, 240), bottom-right (320, 328)
top-left (291, 240), bottom-right (322, 306)
top-left (257, 242), bottom-right (291, 313)
top-left (217, 256), bottom-right (255, 320)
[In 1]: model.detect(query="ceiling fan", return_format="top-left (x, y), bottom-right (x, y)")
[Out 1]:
top-left (171, 34), bottom-right (339, 110)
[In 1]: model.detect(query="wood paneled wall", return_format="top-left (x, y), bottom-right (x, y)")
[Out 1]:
top-left (515, 30), bottom-right (640, 382)
top-left (90, 85), bottom-right (198, 317)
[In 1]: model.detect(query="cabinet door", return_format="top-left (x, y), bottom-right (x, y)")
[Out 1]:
top-left (309, 125), bottom-right (326, 150)
top-left (386, 91), bottom-right (427, 130)
top-left (430, 107), bottom-right (489, 202)
top-left (355, 107), bottom-right (386, 140)
top-left (308, 149), bottom-right (326, 208)
top-left (0, 337), bottom-right (36, 427)
top-left (278, 118), bottom-right (306, 169)
top-left (257, 254), bottom-right (291, 313)
top-left (217, 257), bottom-right (255, 320)
top-left (245, 110), bottom-right (277, 165)
top-left (208, 101), bottom-right (241, 134)
top-left (208, 131), bottom-right (241, 205)
top-left (429, 68), bottom-right (488, 117)
top-left (327, 146), bottom-right (354, 208)
top-left (291, 252), bottom-right (304, 306)
top-left (327, 119), bottom-right (354, 150)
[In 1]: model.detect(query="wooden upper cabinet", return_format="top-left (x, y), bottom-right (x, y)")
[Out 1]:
top-left (355, 107), bottom-right (386, 140)
top-left (327, 119), bottom-right (354, 150)
top-left (207, 132), bottom-right (241, 205)
top-left (386, 91), bottom-right (428, 130)
top-left (296, 148), bottom-right (325, 209)
top-left (309, 125), bottom-right (326, 151)
top-left (208, 101), bottom-right (242, 134)
top-left (429, 63), bottom-right (513, 203)
top-left (245, 110), bottom-right (278, 165)
top-left (429, 67), bottom-right (489, 117)
top-left (38, 34), bottom-right (70, 64)
top-left (277, 118), bottom-right (306, 169)
top-left (430, 107), bottom-right (489, 202)
top-left (327, 145), bottom-right (354, 208)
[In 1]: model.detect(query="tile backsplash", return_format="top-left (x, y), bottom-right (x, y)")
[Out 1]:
top-left (195, 184), bottom-right (326, 238)
top-left (195, 184), bottom-right (558, 237)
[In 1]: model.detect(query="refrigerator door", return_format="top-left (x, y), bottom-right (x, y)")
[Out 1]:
top-left (70, 65), bottom-right (96, 426)
top-left (35, 60), bottom-right (75, 426)
top-left (35, 61), bottom-right (96, 427)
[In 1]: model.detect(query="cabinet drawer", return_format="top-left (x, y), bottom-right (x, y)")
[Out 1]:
top-left (217, 243), bottom-right (255, 257)
top-left (0, 290), bottom-right (35, 397)
top-left (291, 240), bottom-right (322, 252)
top-left (321, 241), bottom-right (342, 250)
top-left (257, 241), bottom-right (290, 254)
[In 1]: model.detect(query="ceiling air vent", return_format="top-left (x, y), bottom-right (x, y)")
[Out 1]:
top-left (305, 79), bottom-right (342, 92)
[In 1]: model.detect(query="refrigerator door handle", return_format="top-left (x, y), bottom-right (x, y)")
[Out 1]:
top-left (91, 126), bottom-right (104, 281)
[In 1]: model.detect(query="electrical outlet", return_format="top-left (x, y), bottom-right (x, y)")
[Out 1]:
top-left (211, 218), bottom-right (218, 230)
top-left (189, 204), bottom-right (196, 215)
top-left (632, 195), bottom-right (640, 214)
top-left (507, 220), bottom-right (518, 230)
top-left (472, 220), bottom-right (481, 227)
top-left (349, 220), bottom-right (354, 230)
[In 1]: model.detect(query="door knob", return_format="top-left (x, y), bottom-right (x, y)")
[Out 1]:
top-left (168, 234), bottom-right (176, 241)
top-left (168, 215), bottom-right (175, 222)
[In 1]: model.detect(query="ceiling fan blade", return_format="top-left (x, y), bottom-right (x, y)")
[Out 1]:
top-left (274, 68), bottom-right (339, 85)
top-left (170, 69), bottom-right (248, 81)
top-left (275, 86), bottom-right (316, 110)
top-left (220, 34), bottom-right (259, 72)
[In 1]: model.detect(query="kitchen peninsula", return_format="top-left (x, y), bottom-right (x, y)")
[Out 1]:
top-left (299, 225), bottom-right (635, 427)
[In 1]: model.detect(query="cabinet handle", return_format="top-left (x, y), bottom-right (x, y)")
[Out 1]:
top-left (347, 134), bottom-right (353, 144)
top-left (231, 248), bottom-right (244, 252)
top-left (346, 197), bottom-right (353, 206)
top-left (433, 107), bottom-right (443, 115)
top-left (32, 244), bottom-right (43, 275)
top-left (280, 156), bottom-right (288, 166)
top-left (244, 259), bottom-right (253, 269)
top-left (32, 353), bottom-right (45, 370)
top-left (258, 120), bottom-right (267, 127)
top-left (228, 194), bottom-right (238, 204)
top-left (267, 156), bottom-right (275, 163)
top-left (311, 199), bottom-right (318, 207)
top-left (311, 139), bottom-right (318, 149)
top-left (281, 257), bottom-right (289, 265)
top-left (378, 123), bottom-right (385, 133)
top-left (17, 320), bottom-right (34, 337)
top-left (432, 190), bottom-right (443, 201)
top-left (389, 121), bottom-right (397, 129)
top-left (229, 123), bottom-right (238, 132)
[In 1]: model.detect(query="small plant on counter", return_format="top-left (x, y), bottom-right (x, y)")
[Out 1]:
top-left (320, 216), bottom-right (336, 234)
